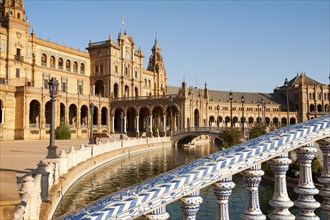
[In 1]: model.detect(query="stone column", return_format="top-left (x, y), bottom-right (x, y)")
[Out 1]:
top-left (179, 190), bottom-right (203, 220)
top-left (241, 164), bottom-right (266, 220)
top-left (136, 115), bottom-right (139, 136)
top-left (145, 205), bottom-right (169, 220)
top-left (163, 114), bottom-right (166, 135)
top-left (268, 153), bottom-right (294, 220)
top-left (111, 116), bottom-right (115, 134)
top-left (124, 116), bottom-right (127, 134)
top-left (294, 143), bottom-right (320, 220)
top-left (317, 138), bottom-right (330, 216)
top-left (149, 115), bottom-right (153, 137)
top-left (212, 176), bottom-right (235, 220)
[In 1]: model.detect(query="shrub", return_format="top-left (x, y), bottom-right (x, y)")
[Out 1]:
top-left (218, 127), bottom-right (242, 148)
top-left (248, 125), bottom-right (267, 140)
top-left (55, 123), bottom-right (71, 139)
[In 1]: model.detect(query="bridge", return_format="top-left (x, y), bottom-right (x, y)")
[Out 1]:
top-left (172, 127), bottom-right (223, 146)
top-left (60, 114), bottom-right (330, 220)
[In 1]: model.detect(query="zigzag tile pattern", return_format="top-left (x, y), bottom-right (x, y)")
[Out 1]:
top-left (60, 114), bottom-right (330, 220)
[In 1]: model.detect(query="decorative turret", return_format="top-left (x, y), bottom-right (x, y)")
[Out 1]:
top-left (204, 82), bottom-right (208, 99)
top-left (0, 0), bottom-right (26, 22)
top-left (147, 37), bottom-right (165, 73)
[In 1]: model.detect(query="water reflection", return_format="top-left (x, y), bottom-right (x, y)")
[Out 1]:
top-left (54, 143), bottom-right (220, 218)
top-left (54, 143), bottom-right (325, 219)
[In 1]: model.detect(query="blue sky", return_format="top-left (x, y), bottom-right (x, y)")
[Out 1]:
top-left (24, 0), bottom-right (329, 92)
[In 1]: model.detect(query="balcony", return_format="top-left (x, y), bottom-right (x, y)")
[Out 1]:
top-left (14, 55), bottom-right (24, 62)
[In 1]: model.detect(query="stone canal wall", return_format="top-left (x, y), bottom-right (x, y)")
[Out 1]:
top-left (15, 137), bottom-right (171, 220)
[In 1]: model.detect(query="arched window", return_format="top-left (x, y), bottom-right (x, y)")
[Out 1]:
top-left (58, 58), bottom-right (63, 70)
top-left (41, 53), bottom-right (47, 66)
top-left (80, 63), bottom-right (85, 74)
top-left (73, 61), bottom-right (78, 73)
top-left (66, 60), bottom-right (71, 72)
top-left (50, 56), bottom-right (55, 68)
top-left (113, 83), bottom-right (118, 98)
top-left (310, 104), bottom-right (315, 112)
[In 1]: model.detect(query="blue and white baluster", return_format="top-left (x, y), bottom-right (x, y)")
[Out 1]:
top-left (268, 153), bottom-right (295, 220)
top-left (241, 164), bottom-right (266, 220)
top-left (145, 205), bottom-right (169, 220)
top-left (179, 190), bottom-right (203, 220)
top-left (294, 142), bottom-right (320, 220)
top-left (212, 176), bottom-right (236, 220)
top-left (317, 138), bottom-right (330, 217)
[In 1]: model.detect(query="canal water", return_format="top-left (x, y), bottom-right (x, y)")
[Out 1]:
top-left (54, 143), bottom-right (325, 219)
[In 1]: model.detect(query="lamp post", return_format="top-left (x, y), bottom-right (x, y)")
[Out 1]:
top-left (46, 77), bottom-right (59, 159)
top-left (169, 95), bottom-right (173, 136)
top-left (263, 100), bottom-right (266, 125)
top-left (241, 95), bottom-right (245, 139)
top-left (88, 102), bottom-right (95, 144)
top-left (328, 74), bottom-right (330, 112)
top-left (217, 104), bottom-right (220, 128)
top-left (284, 78), bottom-right (289, 126)
top-left (229, 91), bottom-right (233, 128)
top-left (120, 112), bottom-right (124, 140)
top-left (257, 100), bottom-right (260, 125)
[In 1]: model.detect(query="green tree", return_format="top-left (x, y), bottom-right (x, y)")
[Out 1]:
top-left (218, 128), bottom-right (242, 148)
top-left (55, 123), bottom-right (71, 140)
top-left (248, 125), bottom-right (267, 140)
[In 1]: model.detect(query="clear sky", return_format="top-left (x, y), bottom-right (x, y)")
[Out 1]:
top-left (24, 0), bottom-right (329, 93)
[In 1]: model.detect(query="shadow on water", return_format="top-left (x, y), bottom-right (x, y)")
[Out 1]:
top-left (53, 142), bottom-right (326, 219)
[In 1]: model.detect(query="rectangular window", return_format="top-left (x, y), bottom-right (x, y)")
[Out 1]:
top-left (115, 65), bottom-right (118, 73)
top-left (61, 77), bottom-right (68, 92)
top-left (1, 40), bottom-right (6, 53)
top-left (43, 79), bottom-right (48, 89)
top-left (16, 68), bottom-right (20, 77)
top-left (77, 80), bottom-right (83, 94)
top-left (16, 48), bottom-right (21, 56)
top-left (100, 63), bottom-right (103, 74)
top-left (27, 46), bottom-right (31, 58)
top-left (62, 82), bottom-right (66, 92)
top-left (95, 65), bottom-right (99, 74)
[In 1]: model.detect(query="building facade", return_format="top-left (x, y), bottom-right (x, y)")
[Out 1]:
top-left (0, 0), bottom-right (329, 141)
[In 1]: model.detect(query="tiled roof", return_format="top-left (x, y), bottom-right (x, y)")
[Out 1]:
top-left (167, 86), bottom-right (286, 105)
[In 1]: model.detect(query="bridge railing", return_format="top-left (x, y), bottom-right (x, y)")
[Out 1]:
top-left (173, 127), bottom-right (222, 135)
top-left (59, 114), bottom-right (330, 220)
top-left (14, 136), bottom-right (171, 220)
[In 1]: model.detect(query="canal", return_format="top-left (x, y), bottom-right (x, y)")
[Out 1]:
top-left (54, 142), bottom-right (325, 219)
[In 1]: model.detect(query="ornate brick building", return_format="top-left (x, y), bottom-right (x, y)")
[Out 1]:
top-left (0, 0), bottom-right (328, 141)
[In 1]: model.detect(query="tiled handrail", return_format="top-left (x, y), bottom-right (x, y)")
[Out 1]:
top-left (60, 114), bottom-right (330, 219)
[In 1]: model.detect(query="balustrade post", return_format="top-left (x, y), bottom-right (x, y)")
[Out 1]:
top-left (268, 153), bottom-right (294, 220)
top-left (212, 176), bottom-right (235, 220)
top-left (179, 190), bottom-right (203, 220)
top-left (241, 164), bottom-right (266, 220)
top-left (145, 205), bottom-right (169, 220)
top-left (317, 138), bottom-right (330, 216)
top-left (294, 142), bottom-right (320, 220)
